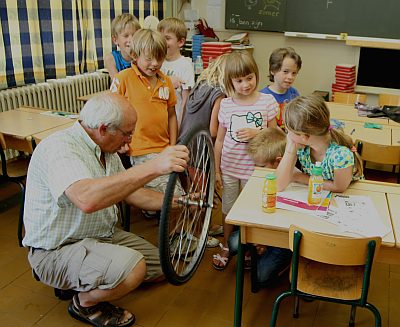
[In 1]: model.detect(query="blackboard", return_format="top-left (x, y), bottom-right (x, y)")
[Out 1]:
top-left (225, 0), bottom-right (400, 40)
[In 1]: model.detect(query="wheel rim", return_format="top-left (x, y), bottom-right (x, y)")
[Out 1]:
top-left (159, 129), bottom-right (215, 284)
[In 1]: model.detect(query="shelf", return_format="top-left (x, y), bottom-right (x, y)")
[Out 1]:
top-left (346, 37), bottom-right (400, 50)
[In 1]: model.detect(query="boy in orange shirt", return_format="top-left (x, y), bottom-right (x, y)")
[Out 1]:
top-left (112, 29), bottom-right (180, 211)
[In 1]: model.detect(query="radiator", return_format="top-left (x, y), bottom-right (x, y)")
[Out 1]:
top-left (0, 71), bottom-right (110, 113)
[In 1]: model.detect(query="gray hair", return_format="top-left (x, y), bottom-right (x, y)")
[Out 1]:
top-left (80, 94), bottom-right (123, 129)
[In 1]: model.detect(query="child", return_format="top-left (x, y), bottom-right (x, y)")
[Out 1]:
top-left (212, 51), bottom-right (279, 270)
top-left (179, 53), bottom-right (227, 141)
top-left (113, 29), bottom-right (180, 203)
top-left (229, 128), bottom-right (293, 286)
top-left (276, 95), bottom-right (363, 193)
top-left (158, 17), bottom-right (195, 128)
top-left (260, 47), bottom-right (302, 130)
top-left (104, 13), bottom-right (141, 79)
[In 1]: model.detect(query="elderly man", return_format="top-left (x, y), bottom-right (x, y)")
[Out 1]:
top-left (22, 93), bottom-right (188, 327)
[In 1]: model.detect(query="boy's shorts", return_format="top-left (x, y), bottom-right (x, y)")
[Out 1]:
top-left (221, 174), bottom-right (247, 215)
top-left (131, 152), bottom-right (183, 195)
top-left (28, 229), bottom-right (162, 292)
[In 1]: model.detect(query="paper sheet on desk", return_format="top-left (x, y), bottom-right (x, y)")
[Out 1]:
top-left (40, 111), bottom-right (79, 119)
top-left (276, 184), bottom-right (332, 214)
top-left (316, 194), bottom-right (391, 237)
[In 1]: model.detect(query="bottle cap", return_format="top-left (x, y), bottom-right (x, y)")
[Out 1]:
top-left (265, 173), bottom-right (276, 180)
top-left (311, 161), bottom-right (323, 175)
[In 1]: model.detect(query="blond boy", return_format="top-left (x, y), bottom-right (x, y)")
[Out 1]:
top-left (158, 17), bottom-right (195, 128)
top-left (228, 127), bottom-right (292, 287)
top-left (247, 127), bottom-right (286, 168)
top-left (112, 29), bottom-right (181, 220)
top-left (104, 13), bottom-right (141, 79)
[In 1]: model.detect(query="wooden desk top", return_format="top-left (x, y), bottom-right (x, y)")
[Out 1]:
top-left (0, 109), bottom-right (75, 139)
top-left (33, 121), bottom-right (75, 144)
top-left (391, 128), bottom-right (400, 145)
top-left (327, 102), bottom-right (390, 125)
top-left (342, 120), bottom-right (392, 145)
top-left (227, 169), bottom-right (396, 248)
top-left (77, 90), bottom-right (111, 103)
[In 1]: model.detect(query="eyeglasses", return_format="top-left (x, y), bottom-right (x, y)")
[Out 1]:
top-left (115, 127), bottom-right (133, 139)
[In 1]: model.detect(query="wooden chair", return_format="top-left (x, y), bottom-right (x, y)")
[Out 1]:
top-left (0, 133), bottom-right (33, 246)
top-left (270, 225), bottom-right (382, 327)
top-left (356, 139), bottom-right (400, 183)
top-left (333, 92), bottom-right (367, 104)
top-left (378, 94), bottom-right (400, 106)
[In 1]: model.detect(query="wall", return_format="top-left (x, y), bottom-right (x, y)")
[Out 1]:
top-left (183, 0), bottom-right (373, 102)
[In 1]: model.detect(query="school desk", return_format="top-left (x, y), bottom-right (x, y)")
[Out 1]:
top-left (76, 89), bottom-right (111, 103)
top-left (32, 121), bottom-right (75, 144)
top-left (0, 107), bottom-right (76, 152)
top-left (327, 102), bottom-right (391, 125)
top-left (226, 167), bottom-right (400, 326)
top-left (342, 120), bottom-right (392, 145)
top-left (391, 128), bottom-right (400, 145)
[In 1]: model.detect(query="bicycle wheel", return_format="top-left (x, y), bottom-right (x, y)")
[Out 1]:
top-left (159, 127), bottom-right (215, 285)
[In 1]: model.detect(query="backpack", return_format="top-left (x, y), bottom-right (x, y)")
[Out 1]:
top-left (195, 18), bottom-right (219, 40)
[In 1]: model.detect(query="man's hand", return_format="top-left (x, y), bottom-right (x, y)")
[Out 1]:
top-left (153, 145), bottom-right (189, 175)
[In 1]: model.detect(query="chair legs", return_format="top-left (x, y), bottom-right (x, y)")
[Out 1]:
top-left (293, 295), bottom-right (300, 318)
top-left (270, 291), bottom-right (292, 327)
top-left (16, 181), bottom-right (25, 247)
top-left (365, 303), bottom-right (382, 327)
top-left (349, 305), bottom-right (357, 327)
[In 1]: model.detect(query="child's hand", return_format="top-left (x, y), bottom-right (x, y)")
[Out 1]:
top-left (170, 75), bottom-right (184, 89)
top-left (285, 135), bottom-right (301, 154)
top-left (236, 128), bottom-right (259, 142)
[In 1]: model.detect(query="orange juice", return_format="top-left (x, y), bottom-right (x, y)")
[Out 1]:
top-left (308, 161), bottom-right (323, 205)
top-left (262, 173), bottom-right (277, 213)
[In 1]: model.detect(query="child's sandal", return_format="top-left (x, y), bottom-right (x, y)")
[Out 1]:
top-left (212, 243), bottom-right (230, 270)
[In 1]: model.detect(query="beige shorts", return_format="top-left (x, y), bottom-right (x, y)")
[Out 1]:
top-left (131, 153), bottom-right (183, 195)
top-left (221, 174), bottom-right (247, 215)
top-left (28, 229), bottom-right (162, 292)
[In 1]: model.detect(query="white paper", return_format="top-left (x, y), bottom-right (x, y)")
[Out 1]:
top-left (317, 195), bottom-right (391, 237)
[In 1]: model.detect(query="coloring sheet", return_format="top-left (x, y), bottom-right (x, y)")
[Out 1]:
top-left (316, 194), bottom-right (390, 237)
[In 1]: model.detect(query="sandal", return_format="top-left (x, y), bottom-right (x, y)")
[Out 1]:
top-left (206, 236), bottom-right (220, 248)
top-left (212, 243), bottom-right (230, 270)
top-left (68, 294), bottom-right (135, 327)
top-left (208, 225), bottom-right (223, 236)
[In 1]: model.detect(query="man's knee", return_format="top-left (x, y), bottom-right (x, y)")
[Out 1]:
top-left (124, 258), bottom-right (146, 289)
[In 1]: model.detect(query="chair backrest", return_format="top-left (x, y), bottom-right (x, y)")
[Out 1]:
top-left (379, 94), bottom-right (400, 106)
top-left (288, 225), bottom-right (381, 266)
top-left (356, 139), bottom-right (400, 166)
top-left (333, 92), bottom-right (367, 105)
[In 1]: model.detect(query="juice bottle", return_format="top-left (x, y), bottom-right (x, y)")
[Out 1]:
top-left (262, 173), bottom-right (277, 213)
top-left (308, 161), bottom-right (323, 205)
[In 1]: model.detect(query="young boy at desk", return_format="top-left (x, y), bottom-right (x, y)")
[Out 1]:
top-left (229, 128), bottom-right (293, 287)
top-left (104, 13), bottom-right (141, 79)
top-left (158, 17), bottom-right (195, 128)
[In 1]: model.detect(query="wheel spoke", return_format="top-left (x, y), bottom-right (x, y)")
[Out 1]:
top-left (159, 129), bottom-right (215, 284)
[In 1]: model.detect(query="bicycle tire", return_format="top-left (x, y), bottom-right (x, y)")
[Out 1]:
top-left (159, 127), bottom-right (215, 285)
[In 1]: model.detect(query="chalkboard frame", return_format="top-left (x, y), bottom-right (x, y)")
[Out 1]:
top-left (225, 0), bottom-right (400, 40)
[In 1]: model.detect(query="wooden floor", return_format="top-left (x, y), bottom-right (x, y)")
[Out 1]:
top-left (1, 180), bottom-right (400, 327)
